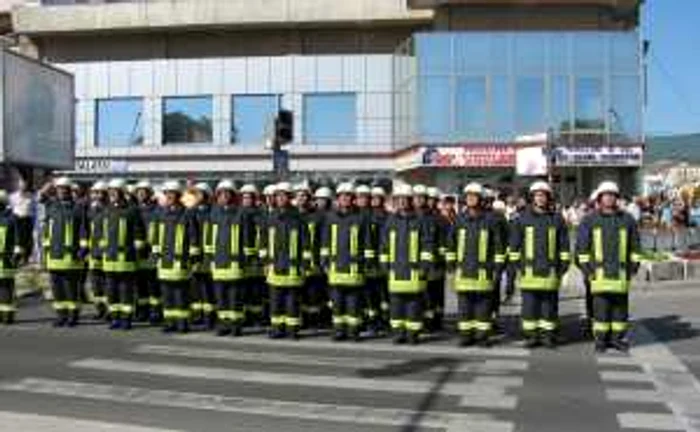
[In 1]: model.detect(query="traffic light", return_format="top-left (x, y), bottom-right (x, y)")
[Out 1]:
top-left (275, 109), bottom-right (293, 146)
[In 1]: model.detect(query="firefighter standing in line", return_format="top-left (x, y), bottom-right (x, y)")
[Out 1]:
top-left (72, 183), bottom-right (91, 313)
top-left (446, 183), bottom-right (505, 347)
top-left (296, 182), bottom-right (324, 330)
top-left (87, 181), bottom-right (109, 320)
top-left (0, 190), bottom-right (24, 325)
top-left (490, 195), bottom-right (510, 329)
top-left (191, 182), bottom-right (216, 329)
top-left (260, 182), bottom-right (310, 340)
top-left (576, 181), bottom-right (641, 353)
top-left (411, 184), bottom-right (440, 332)
top-left (354, 184), bottom-right (378, 333)
top-left (102, 179), bottom-right (146, 330)
top-left (263, 185), bottom-right (277, 213)
top-left (427, 186), bottom-right (446, 331)
top-left (314, 186), bottom-right (334, 328)
top-left (321, 183), bottom-right (370, 341)
top-left (207, 180), bottom-right (249, 336)
top-left (153, 180), bottom-right (200, 334)
top-left (367, 186), bottom-right (388, 333)
top-left (40, 177), bottom-right (89, 327)
top-left (135, 180), bottom-right (162, 324)
top-left (239, 184), bottom-right (267, 327)
top-left (509, 181), bottom-right (569, 348)
top-left (380, 184), bottom-right (435, 345)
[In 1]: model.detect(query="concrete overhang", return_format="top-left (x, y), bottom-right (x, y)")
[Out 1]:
top-left (13, 0), bottom-right (434, 35)
top-left (408, 0), bottom-right (641, 8)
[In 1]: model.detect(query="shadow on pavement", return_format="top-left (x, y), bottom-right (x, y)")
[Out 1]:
top-left (633, 315), bottom-right (700, 346)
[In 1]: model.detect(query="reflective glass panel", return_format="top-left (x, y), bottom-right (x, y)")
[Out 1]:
top-left (515, 77), bottom-right (545, 134)
top-left (163, 96), bottom-right (213, 144)
top-left (455, 77), bottom-right (487, 138)
top-left (231, 95), bottom-right (280, 146)
top-left (418, 76), bottom-right (451, 142)
top-left (96, 98), bottom-right (144, 147)
top-left (574, 78), bottom-right (604, 130)
top-left (303, 93), bottom-right (356, 144)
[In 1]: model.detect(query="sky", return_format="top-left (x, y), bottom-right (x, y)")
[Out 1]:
top-left (645, 0), bottom-right (700, 136)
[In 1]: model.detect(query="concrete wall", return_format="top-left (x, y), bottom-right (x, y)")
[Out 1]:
top-left (14, 0), bottom-right (433, 34)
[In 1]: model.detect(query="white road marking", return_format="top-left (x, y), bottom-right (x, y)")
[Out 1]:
top-left (618, 413), bottom-right (684, 431)
top-left (0, 378), bottom-right (514, 432)
top-left (0, 410), bottom-right (185, 432)
top-left (606, 388), bottom-right (665, 404)
top-left (629, 324), bottom-right (700, 430)
top-left (600, 370), bottom-right (655, 383)
top-left (70, 357), bottom-right (521, 409)
top-left (132, 344), bottom-right (530, 374)
top-left (180, 333), bottom-right (531, 357)
top-left (596, 356), bottom-right (639, 367)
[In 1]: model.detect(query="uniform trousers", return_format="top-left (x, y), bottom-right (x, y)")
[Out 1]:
top-left (389, 292), bottom-right (423, 333)
top-left (214, 280), bottom-right (246, 324)
top-left (269, 286), bottom-right (301, 330)
top-left (592, 293), bottom-right (629, 340)
top-left (457, 291), bottom-right (493, 333)
top-left (105, 272), bottom-right (135, 319)
top-left (521, 291), bottom-right (559, 334)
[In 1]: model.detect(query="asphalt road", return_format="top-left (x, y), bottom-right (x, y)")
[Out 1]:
top-left (0, 287), bottom-right (699, 432)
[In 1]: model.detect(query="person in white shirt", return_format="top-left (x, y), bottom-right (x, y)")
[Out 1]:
top-left (9, 179), bottom-right (35, 263)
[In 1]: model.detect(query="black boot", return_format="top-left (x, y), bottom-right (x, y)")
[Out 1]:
top-left (475, 330), bottom-right (492, 348)
top-left (204, 312), bottom-right (217, 331)
top-left (232, 323), bottom-right (243, 337)
top-left (177, 319), bottom-right (189, 334)
top-left (94, 303), bottom-right (108, 321)
top-left (217, 322), bottom-right (232, 337)
top-left (53, 310), bottom-right (67, 328)
top-left (350, 327), bottom-right (362, 342)
top-left (609, 335), bottom-right (630, 353)
top-left (149, 308), bottom-right (163, 326)
top-left (595, 336), bottom-right (608, 353)
top-left (542, 331), bottom-right (558, 349)
top-left (393, 329), bottom-right (407, 345)
top-left (109, 316), bottom-right (121, 330)
top-left (524, 332), bottom-right (540, 348)
top-left (67, 310), bottom-right (79, 327)
top-left (4, 311), bottom-right (14, 325)
top-left (333, 328), bottom-right (347, 341)
top-left (121, 316), bottom-right (133, 330)
top-left (408, 330), bottom-right (421, 345)
top-left (162, 320), bottom-right (177, 333)
top-left (459, 332), bottom-right (475, 347)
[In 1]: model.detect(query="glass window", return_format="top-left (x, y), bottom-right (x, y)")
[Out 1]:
top-left (548, 76), bottom-right (572, 134)
top-left (415, 34), bottom-right (452, 76)
top-left (455, 77), bottom-right (487, 139)
top-left (515, 77), bottom-right (545, 135)
top-left (303, 93), bottom-right (356, 144)
top-left (454, 34), bottom-right (490, 74)
top-left (96, 98), bottom-right (143, 148)
top-left (611, 32), bottom-right (639, 75)
top-left (610, 76), bottom-right (641, 142)
top-left (490, 76), bottom-right (513, 142)
top-left (163, 96), bottom-right (213, 144)
top-left (231, 95), bottom-right (280, 145)
top-left (573, 33), bottom-right (606, 73)
top-left (514, 34), bottom-right (546, 74)
top-left (574, 78), bottom-right (604, 130)
top-left (418, 76), bottom-right (450, 142)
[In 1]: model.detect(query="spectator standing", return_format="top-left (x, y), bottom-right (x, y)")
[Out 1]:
top-left (9, 179), bottom-right (35, 263)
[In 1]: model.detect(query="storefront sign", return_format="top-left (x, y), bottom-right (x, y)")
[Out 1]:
top-left (421, 146), bottom-right (516, 168)
top-left (75, 158), bottom-right (129, 173)
top-left (553, 146), bottom-right (643, 167)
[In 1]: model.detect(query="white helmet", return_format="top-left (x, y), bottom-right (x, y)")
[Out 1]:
top-left (427, 187), bottom-right (440, 199)
top-left (91, 181), bottom-right (107, 192)
top-left (529, 181), bottom-right (553, 195)
top-left (355, 185), bottom-right (371, 195)
top-left (276, 182), bottom-right (293, 194)
top-left (596, 181), bottom-right (620, 199)
top-left (216, 179), bottom-right (236, 192)
top-left (107, 178), bottom-right (126, 190)
top-left (240, 184), bottom-right (258, 195)
top-left (194, 182), bottom-right (212, 195)
top-left (463, 182), bottom-right (484, 197)
top-left (336, 182), bottom-right (355, 195)
top-left (162, 180), bottom-right (182, 193)
top-left (54, 177), bottom-right (72, 188)
top-left (412, 184), bottom-right (428, 196)
top-left (294, 181), bottom-right (312, 194)
top-left (393, 184), bottom-right (413, 198)
top-left (492, 200), bottom-right (507, 213)
top-left (371, 187), bottom-right (386, 198)
top-left (135, 180), bottom-right (152, 191)
top-left (263, 184), bottom-right (277, 196)
top-left (314, 187), bottom-right (333, 199)
top-left (125, 184), bottom-right (136, 195)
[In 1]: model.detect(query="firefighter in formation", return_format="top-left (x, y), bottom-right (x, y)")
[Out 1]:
top-left (25, 177), bottom-right (642, 351)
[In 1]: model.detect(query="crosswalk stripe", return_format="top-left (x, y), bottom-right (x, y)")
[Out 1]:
top-left (617, 413), bottom-right (685, 431)
top-left (606, 388), bottom-right (665, 404)
top-left (132, 344), bottom-right (530, 374)
top-left (70, 358), bottom-right (521, 409)
top-left (180, 334), bottom-right (531, 357)
top-left (0, 410), bottom-right (185, 432)
top-left (0, 378), bottom-right (515, 432)
top-left (600, 370), bottom-right (655, 383)
top-left (596, 356), bottom-right (638, 367)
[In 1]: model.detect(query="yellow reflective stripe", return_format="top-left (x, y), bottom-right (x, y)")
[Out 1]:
top-left (118, 218), bottom-right (126, 248)
top-left (593, 227), bottom-right (603, 264)
top-left (409, 230), bottom-right (418, 263)
top-left (560, 251), bottom-right (571, 261)
top-left (509, 251), bottom-right (521, 261)
top-left (202, 222), bottom-right (210, 249)
top-left (389, 230), bottom-right (396, 264)
top-left (43, 219), bottom-right (53, 246)
top-left (158, 222), bottom-right (165, 253)
top-left (619, 227), bottom-right (627, 264)
top-left (231, 224), bottom-right (240, 256)
top-left (578, 254), bottom-right (591, 263)
top-left (494, 254), bottom-right (505, 264)
top-left (269, 227), bottom-right (276, 260)
top-left (457, 229), bottom-right (466, 263)
top-left (350, 225), bottom-right (358, 258)
top-left (478, 229), bottom-right (488, 264)
top-left (64, 220), bottom-right (74, 248)
top-left (547, 226), bottom-right (555, 261)
top-left (0, 227), bottom-right (6, 258)
top-left (148, 221), bottom-right (157, 245)
top-left (89, 221), bottom-right (95, 249)
top-left (205, 224), bottom-right (218, 254)
top-left (524, 226), bottom-right (534, 261)
top-left (100, 217), bottom-right (108, 248)
top-left (308, 222), bottom-right (316, 254)
top-left (630, 253), bottom-right (641, 263)
top-left (331, 224), bottom-right (338, 258)
top-left (289, 229), bottom-right (298, 261)
top-left (175, 224), bottom-right (184, 256)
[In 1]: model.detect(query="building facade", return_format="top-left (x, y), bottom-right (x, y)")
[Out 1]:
top-left (11, 0), bottom-right (644, 196)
